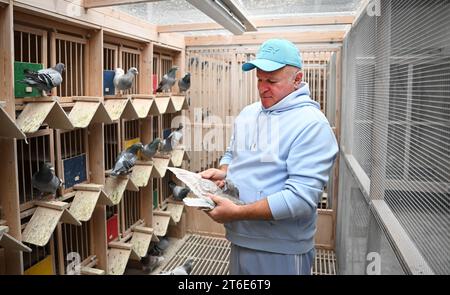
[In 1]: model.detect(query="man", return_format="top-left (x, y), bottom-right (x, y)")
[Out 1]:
top-left (200, 39), bottom-right (338, 275)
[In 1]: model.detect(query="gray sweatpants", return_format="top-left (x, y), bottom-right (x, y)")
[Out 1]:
top-left (229, 244), bottom-right (315, 275)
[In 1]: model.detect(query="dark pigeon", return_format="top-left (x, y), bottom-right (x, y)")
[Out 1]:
top-left (32, 162), bottom-right (63, 198)
top-left (169, 180), bottom-right (190, 201)
top-left (156, 67), bottom-right (178, 93)
top-left (178, 72), bottom-right (191, 92)
top-left (111, 143), bottom-right (144, 176)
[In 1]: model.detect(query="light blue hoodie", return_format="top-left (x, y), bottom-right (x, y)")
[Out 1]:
top-left (219, 82), bottom-right (338, 254)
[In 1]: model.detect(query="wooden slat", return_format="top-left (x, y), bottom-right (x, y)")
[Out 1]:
top-left (131, 98), bottom-right (154, 118)
top-left (166, 203), bottom-right (184, 224)
top-left (151, 96), bottom-right (170, 115)
top-left (129, 228), bottom-right (153, 259)
top-left (80, 266), bottom-right (105, 275)
top-left (170, 95), bottom-right (188, 111)
top-left (107, 244), bottom-right (131, 275)
top-left (68, 189), bottom-right (112, 222)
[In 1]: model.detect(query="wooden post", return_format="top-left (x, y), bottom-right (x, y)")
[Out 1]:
top-left (86, 28), bottom-right (107, 272)
top-left (0, 2), bottom-right (23, 274)
top-left (140, 42), bottom-right (153, 94)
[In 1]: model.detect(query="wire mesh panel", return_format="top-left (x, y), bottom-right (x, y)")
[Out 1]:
top-left (17, 130), bottom-right (53, 205)
top-left (55, 34), bottom-right (86, 97)
top-left (104, 123), bottom-right (120, 171)
top-left (120, 47), bottom-right (140, 95)
top-left (340, 0), bottom-right (450, 274)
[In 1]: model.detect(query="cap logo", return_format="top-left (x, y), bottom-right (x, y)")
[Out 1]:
top-left (261, 46), bottom-right (280, 55)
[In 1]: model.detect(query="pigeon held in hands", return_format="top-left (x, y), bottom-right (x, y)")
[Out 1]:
top-left (169, 180), bottom-right (190, 201)
top-left (111, 143), bottom-right (144, 176)
top-left (156, 67), bottom-right (178, 93)
top-left (113, 67), bottom-right (139, 92)
top-left (160, 258), bottom-right (194, 275)
top-left (32, 162), bottom-right (63, 199)
top-left (142, 138), bottom-right (161, 160)
top-left (20, 63), bottom-right (65, 95)
top-left (178, 72), bottom-right (191, 93)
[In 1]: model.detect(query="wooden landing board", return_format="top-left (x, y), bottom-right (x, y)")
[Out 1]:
top-left (129, 226), bottom-right (154, 259)
top-left (170, 149), bottom-right (187, 167)
top-left (0, 226), bottom-right (31, 252)
top-left (151, 157), bottom-right (170, 178)
top-left (132, 98), bottom-right (154, 118)
top-left (69, 189), bottom-right (112, 222)
top-left (80, 266), bottom-right (105, 275)
top-left (170, 95), bottom-right (188, 112)
top-left (151, 96), bottom-right (170, 115)
top-left (107, 242), bottom-right (132, 275)
top-left (68, 101), bottom-right (112, 128)
top-left (166, 203), bottom-right (184, 224)
top-left (104, 177), bottom-right (128, 205)
top-left (130, 164), bottom-right (153, 187)
top-left (104, 99), bottom-right (138, 121)
top-left (16, 101), bottom-right (73, 133)
top-left (0, 106), bottom-right (26, 140)
top-left (22, 201), bottom-right (81, 246)
top-left (152, 213), bottom-right (171, 237)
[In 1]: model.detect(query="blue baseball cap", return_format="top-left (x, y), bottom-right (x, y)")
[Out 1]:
top-left (242, 39), bottom-right (302, 72)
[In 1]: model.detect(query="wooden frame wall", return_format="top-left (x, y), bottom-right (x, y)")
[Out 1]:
top-left (0, 2), bottom-right (23, 274)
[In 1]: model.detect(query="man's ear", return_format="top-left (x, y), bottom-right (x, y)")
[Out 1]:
top-left (294, 71), bottom-right (303, 88)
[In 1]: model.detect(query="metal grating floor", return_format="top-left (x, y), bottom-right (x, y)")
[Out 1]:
top-left (160, 234), bottom-right (336, 275)
top-left (160, 234), bottom-right (231, 275)
top-left (313, 248), bottom-right (337, 275)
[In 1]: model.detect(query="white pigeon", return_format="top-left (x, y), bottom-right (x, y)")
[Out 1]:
top-left (113, 67), bottom-right (138, 92)
top-left (160, 258), bottom-right (194, 275)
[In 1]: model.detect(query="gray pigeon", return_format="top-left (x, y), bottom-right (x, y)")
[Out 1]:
top-left (161, 123), bottom-right (183, 153)
top-left (160, 258), bottom-right (194, 275)
top-left (113, 67), bottom-right (139, 92)
top-left (169, 180), bottom-right (190, 201)
top-left (111, 143), bottom-right (144, 176)
top-left (20, 63), bottom-right (65, 95)
top-left (156, 67), bottom-right (178, 93)
top-left (141, 254), bottom-right (165, 273)
top-left (178, 72), bottom-right (191, 92)
top-left (142, 138), bottom-right (161, 160)
top-left (32, 162), bottom-right (63, 198)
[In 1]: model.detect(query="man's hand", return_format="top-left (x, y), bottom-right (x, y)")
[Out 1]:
top-left (204, 194), bottom-right (241, 224)
top-left (199, 168), bottom-right (226, 188)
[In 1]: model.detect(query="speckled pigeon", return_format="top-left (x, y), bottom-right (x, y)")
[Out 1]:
top-left (21, 63), bottom-right (65, 95)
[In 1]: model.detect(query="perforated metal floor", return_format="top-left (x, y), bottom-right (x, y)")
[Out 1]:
top-left (160, 234), bottom-right (336, 275)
